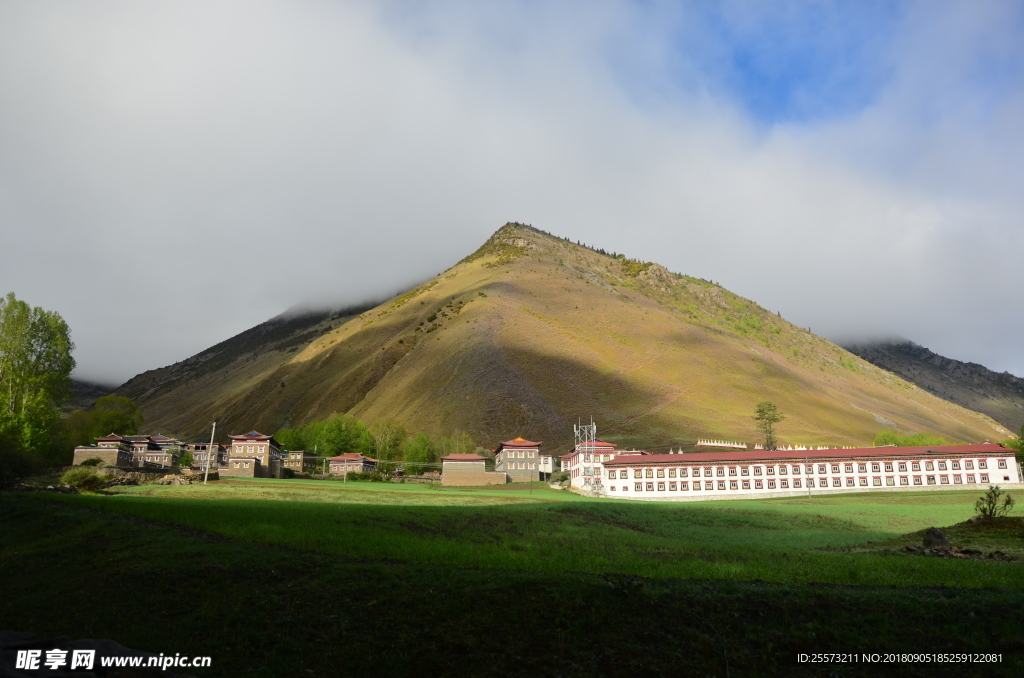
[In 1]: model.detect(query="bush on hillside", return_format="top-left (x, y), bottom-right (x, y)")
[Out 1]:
top-left (79, 457), bottom-right (103, 467)
top-left (60, 466), bottom-right (107, 492)
top-left (874, 430), bottom-right (951, 447)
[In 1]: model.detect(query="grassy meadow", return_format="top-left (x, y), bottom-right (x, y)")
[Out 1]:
top-left (4, 480), bottom-right (1024, 677)
top-left (48, 479), bottom-right (1024, 589)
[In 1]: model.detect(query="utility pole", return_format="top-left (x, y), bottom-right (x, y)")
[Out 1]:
top-left (203, 420), bottom-right (217, 485)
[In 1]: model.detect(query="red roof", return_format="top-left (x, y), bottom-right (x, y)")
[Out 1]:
top-left (602, 443), bottom-right (1011, 466)
top-left (229, 431), bottom-right (274, 441)
top-left (498, 437), bottom-right (542, 447)
top-left (327, 453), bottom-right (378, 462)
top-left (442, 453), bottom-right (487, 461)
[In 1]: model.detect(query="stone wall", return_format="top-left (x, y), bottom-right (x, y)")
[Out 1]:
top-left (441, 471), bottom-right (508, 487)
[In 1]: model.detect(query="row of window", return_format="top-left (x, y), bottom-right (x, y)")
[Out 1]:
top-left (609, 473), bottom-right (994, 493)
top-left (606, 459), bottom-right (1002, 480)
top-left (504, 450), bottom-right (537, 459)
top-left (505, 462), bottom-right (536, 470)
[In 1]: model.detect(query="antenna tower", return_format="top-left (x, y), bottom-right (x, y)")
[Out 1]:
top-left (575, 418), bottom-right (598, 490)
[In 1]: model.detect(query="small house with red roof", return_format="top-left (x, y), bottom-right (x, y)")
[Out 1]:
top-left (563, 439), bottom-right (639, 490)
top-left (327, 453), bottom-right (378, 476)
top-left (441, 453), bottom-right (508, 486)
top-left (494, 437), bottom-right (546, 482)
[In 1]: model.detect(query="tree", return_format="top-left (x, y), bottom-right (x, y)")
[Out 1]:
top-left (974, 485), bottom-right (1015, 520)
top-left (753, 401), bottom-right (784, 451)
top-left (0, 293), bottom-right (75, 475)
top-left (88, 394), bottom-right (144, 439)
top-left (370, 418), bottom-right (406, 461)
top-left (176, 449), bottom-right (194, 468)
top-left (401, 432), bottom-right (435, 474)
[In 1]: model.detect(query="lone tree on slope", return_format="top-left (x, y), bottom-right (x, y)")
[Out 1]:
top-left (753, 401), bottom-right (785, 451)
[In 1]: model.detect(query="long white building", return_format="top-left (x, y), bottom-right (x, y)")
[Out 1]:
top-left (572, 442), bottom-right (1021, 501)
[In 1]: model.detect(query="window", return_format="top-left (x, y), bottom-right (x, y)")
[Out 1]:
top-left (729, 467), bottom-right (737, 476)
top-left (818, 479), bottom-right (828, 488)
top-left (646, 483), bottom-right (654, 491)
top-left (832, 465), bottom-right (840, 473)
top-left (755, 480), bottom-right (763, 489)
top-left (717, 468), bottom-right (725, 477)
top-left (729, 481), bottom-right (738, 490)
top-left (912, 462), bottom-right (920, 471)
top-left (859, 477), bottom-right (868, 487)
top-left (635, 483), bottom-right (642, 492)
top-left (657, 469), bottom-right (665, 478)
top-left (791, 479), bottom-right (800, 488)
top-left (998, 460), bottom-right (1007, 469)
top-left (529, 463), bottom-right (535, 470)
top-left (925, 462), bottom-right (934, 471)
top-left (846, 478), bottom-right (855, 487)
top-left (978, 461), bottom-right (987, 469)
top-left (884, 463), bottom-right (893, 472)
top-left (608, 470), bottom-right (617, 479)
top-left (953, 475), bottom-right (962, 484)
top-left (657, 482), bottom-right (665, 491)
top-left (806, 466), bottom-right (814, 475)
top-left (950, 461), bottom-right (960, 470)
top-left (832, 478), bottom-right (841, 487)
top-left (634, 470), bottom-right (642, 479)
top-left (871, 463), bottom-right (880, 472)
top-left (938, 462), bottom-right (947, 471)
top-left (967, 474), bottom-right (976, 483)
top-left (681, 482), bottom-right (688, 491)
top-left (770, 466), bottom-right (778, 475)
top-left (926, 476), bottom-right (936, 485)
top-left (913, 476), bottom-right (922, 485)
top-left (646, 469), bottom-right (654, 478)
top-left (679, 468), bottom-right (688, 477)
top-left (818, 465), bottom-right (826, 474)
top-left (900, 476), bottom-right (908, 485)
top-left (705, 468), bottom-right (713, 477)
top-left (898, 463), bottom-right (907, 472)
top-left (980, 474), bottom-right (989, 483)
top-left (742, 480), bottom-right (750, 489)
top-left (872, 477), bottom-right (881, 486)
top-left (741, 467), bottom-right (749, 476)
top-left (669, 482), bottom-right (677, 491)
top-left (939, 475), bottom-right (948, 484)
top-left (706, 482), bottom-right (714, 490)
top-left (845, 464), bottom-right (853, 473)
top-left (886, 477), bottom-right (895, 486)
top-left (718, 481), bottom-right (726, 490)
top-left (668, 469), bottom-right (676, 478)
top-left (754, 466), bottom-right (762, 475)
top-left (965, 461), bottom-right (974, 470)
top-left (858, 464), bottom-right (867, 473)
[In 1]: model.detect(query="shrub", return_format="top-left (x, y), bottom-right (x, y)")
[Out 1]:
top-left (78, 457), bottom-right (103, 467)
top-left (60, 466), bottom-right (107, 492)
top-left (974, 485), bottom-right (1015, 520)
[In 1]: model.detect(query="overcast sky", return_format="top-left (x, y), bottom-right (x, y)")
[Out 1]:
top-left (2, 0), bottom-right (1022, 385)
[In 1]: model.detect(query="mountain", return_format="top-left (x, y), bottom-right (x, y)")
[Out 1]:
top-left (844, 339), bottom-right (1024, 433)
top-left (61, 379), bottom-right (116, 414)
top-left (115, 223), bottom-right (1010, 449)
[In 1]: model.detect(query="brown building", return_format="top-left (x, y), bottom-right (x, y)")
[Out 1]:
top-left (441, 454), bottom-right (507, 486)
top-left (283, 450), bottom-right (318, 474)
top-left (494, 437), bottom-right (544, 482)
top-left (185, 441), bottom-right (227, 470)
top-left (74, 434), bottom-right (180, 469)
top-left (327, 453), bottom-right (378, 476)
top-left (223, 431), bottom-right (283, 478)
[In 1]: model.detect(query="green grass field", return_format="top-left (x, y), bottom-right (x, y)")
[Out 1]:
top-left (3, 480), bottom-right (1024, 677)
top-left (49, 480), bottom-right (1024, 588)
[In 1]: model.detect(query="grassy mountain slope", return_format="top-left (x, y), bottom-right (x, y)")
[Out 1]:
top-left (844, 339), bottom-right (1024, 432)
top-left (117, 224), bottom-right (1010, 448)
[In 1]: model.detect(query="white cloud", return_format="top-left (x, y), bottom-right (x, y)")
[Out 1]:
top-left (0, 0), bottom-right (1021, 382)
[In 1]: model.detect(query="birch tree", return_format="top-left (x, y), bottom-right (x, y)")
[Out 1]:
top-left (0, 292), bottom-right (75, 457)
